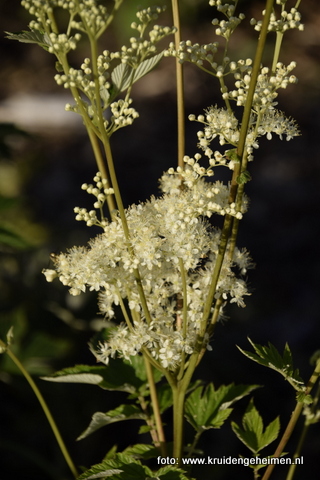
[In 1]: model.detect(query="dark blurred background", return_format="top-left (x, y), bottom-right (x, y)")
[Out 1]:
top-left (0, 0), bottom-right (320, 479)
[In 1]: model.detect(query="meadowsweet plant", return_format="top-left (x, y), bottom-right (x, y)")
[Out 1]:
top-left (2, 1), bottom-right (320, 479)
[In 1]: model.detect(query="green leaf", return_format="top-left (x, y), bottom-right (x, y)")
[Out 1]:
top-left (231, 400), bottom-right (280, 455)
top-left (185, 383), bottom-right (259, 431)
top-left (0, 225), bottom-right (31, 250)
top-left (5, 30), bottom-right (51, 50)
top-left (77, 405), bottom-right (146, 440)
top-left (155, 465), bottom-right (191, 480)
top-left (138, 425), bottom-right (152, 434)
top-left (225, 148), bottom-right (240, 162)
top-left (111, 53), bottom-right (163, 93)
top-left (157, 383), bottom-right (173, 413)
top-left (100, 85), bottom-right (111, 107)
top-left (111, 63), bottom-right (133, 93)
top-left (131, 52), bottom-right (164, 85)
top-left (237, 170), bottom-right (252, 184)
top-left (238, 338), bottom-right (305, 392)
top-left (122, 444), bottom-right (160, 460)
top-left (41, 356), bottom-right (157, 393)
top-left (296, 392), bottom-right (313, 405)
top-left (78, 453), bottom-right (153, 480)
top-left (124, 354), bottom-right (163, 388)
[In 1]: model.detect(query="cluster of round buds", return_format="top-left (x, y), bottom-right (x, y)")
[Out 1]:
top-left (209, 0), bottom-right (237, 17)
top-left (114, 39), bottom-right (157, 67)
top-left (47, 32), bottom-right (81, 54)
top-left (229, 62), bottom-right (297, 108)
top-left (74, 207), bottom-right (100, 227)
top-left (107, 99), bottom-right (139, 132)
top-left (22, 0), bottom-right (55, 27)
top-left (212, 13), bottom-right (245, 40)
top-left (135, 6), bottom-right (166, 30)
top-left (149, 25), bottom-right (177, 45)
top-left (251, 7), bottom-right (304, 33)
top-left (74, 172), bottom-right (114, 228)
top-left (97, 50), bottom-right (111, 74)
top-left (56, 1), bottom-right (77, 12)
top-left (165, 40), bottom-right (218, 68)
top-left (71, 1), bottom-right (109, 37)
top-left (167, 155), bottom-right (214, 189)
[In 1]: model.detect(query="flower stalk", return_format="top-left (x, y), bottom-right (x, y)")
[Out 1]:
top-left (0, 340), bottom-right (78, 480)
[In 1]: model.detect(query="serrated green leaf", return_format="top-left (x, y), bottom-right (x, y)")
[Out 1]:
top-left (261, 416), bottom-right (280, 449)
top-left (86, 470), bottom-right (123, 479)
top-left (185, 383), bottom-right (259, 431)
top-left (297, 392), bottom-right (313, 405)
top-left (124, 354), bottom-right (163, 385)
top-left (77, 405), bottom-right (146, 440)
top-left (111, 63), bottom-right (133, 93)
top-left (238, 338), bottom-right (305, 392)
top-left (122, 444), bottom-right (160, 460)
top-left (41, 357), bottom-right (154, 393)
top-left (185, 385), bottom-right (233, 430)
top-left (138, 424), bottom-right (152, 434)
top-left (131, 52), bottom-right (164, 85)
top-left (111, 53), bottom-right (163, 94)
top-left (78, 453), bottom-right (153, 480)
top-left (5, 30), bottom-right (51, 49)
top-left (155, 465), bottom-right (191, 480)
top-left (231, 400), bottom-right (280, 455)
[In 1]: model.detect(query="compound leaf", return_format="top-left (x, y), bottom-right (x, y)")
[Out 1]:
top-left (238, 338), bottom-right (304, 392)
top-left (77, 405), bottom-right (146, 440)
top-left (231, 400), bottom-right (280, 455)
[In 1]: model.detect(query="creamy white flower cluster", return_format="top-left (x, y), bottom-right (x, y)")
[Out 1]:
top-left (44, 170), bottom-right (251, 369)
top-left (188, 104), bottom-right (299, 164)
top-left (251, 7), bottom-right (304, 33)
top-left (190, 107), bottom-right (240, 148)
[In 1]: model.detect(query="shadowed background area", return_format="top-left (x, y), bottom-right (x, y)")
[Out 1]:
top-left (0, 0), bottom-right (320, 479)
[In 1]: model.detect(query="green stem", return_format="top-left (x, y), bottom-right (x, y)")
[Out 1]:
top-left (178, 258), bottom-right (188, 339)
top-left (86, 128), bottom-right (117, 217)
top-left (200, 214), bottom-right (233, 335)
top-left (237, 0), bottom-right (275, 162)
top-left (172, 382), bottom-right (187, 463)
top-left (286, 383), bottom-right (320, 480)
top-left (261, 360), bottom-right (320, 480)
top-left (201, 0), bottom-right (275, 333)
top-left (1, 342), bottom-right (78, 479)
top-left (272, 31), bottom-right (284, 72)
top-left (171, 0), bottom-right (185, 168)
top-left (143, 356), bottom-right (167, 456)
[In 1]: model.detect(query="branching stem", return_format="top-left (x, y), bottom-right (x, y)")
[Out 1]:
top-left (0, 340), bottom-right (78, 479)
